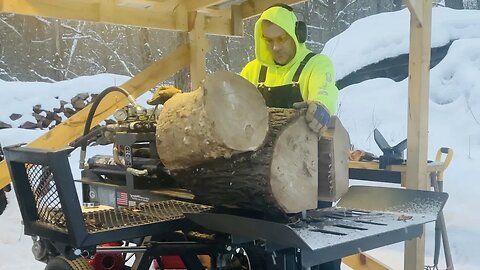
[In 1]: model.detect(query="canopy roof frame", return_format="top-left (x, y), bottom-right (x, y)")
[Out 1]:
top-left (0, 1), bottom-right (434, 269)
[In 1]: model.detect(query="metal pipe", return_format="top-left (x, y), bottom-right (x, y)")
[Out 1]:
top-left (96, 242), bottom-right (215, 255)
top-left (430, 172), bottom-right (454, 269)
top-left (96, 246), bottom-right (148, 253)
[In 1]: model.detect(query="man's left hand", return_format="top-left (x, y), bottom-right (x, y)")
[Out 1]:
top-left (292, 101), bottom-right (331, 135)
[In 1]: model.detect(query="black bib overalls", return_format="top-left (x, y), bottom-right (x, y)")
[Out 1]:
top-left (257, 52), bottom-right (315, 108)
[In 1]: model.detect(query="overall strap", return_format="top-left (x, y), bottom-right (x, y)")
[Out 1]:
top-left (258, 52), bottom-right (315, 85)
top-left (292, 52), bottom-right (316, 83)
top-left (258, 65), bottom-right (268, 84)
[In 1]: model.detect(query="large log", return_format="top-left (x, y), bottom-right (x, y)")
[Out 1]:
top-left (156, 71), bottom-right (350, 219)
top-left (155, 71), bottom-right (269, 170)
top-left (171, 108), bottom-right (320, 218)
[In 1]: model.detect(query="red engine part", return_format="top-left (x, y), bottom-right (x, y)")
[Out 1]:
top-left (159, 256), bottom-right (186, 269)
top-left (89, 242), bottom-right (125, 270)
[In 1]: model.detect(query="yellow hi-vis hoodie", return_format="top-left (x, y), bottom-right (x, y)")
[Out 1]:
top-left (240, 6), bottom-right (338, 114)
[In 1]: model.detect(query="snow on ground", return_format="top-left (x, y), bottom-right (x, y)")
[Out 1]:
top-left (323, 7), bottom-right (480, 80)
top-left (1, 6), bottom-right (480, 270)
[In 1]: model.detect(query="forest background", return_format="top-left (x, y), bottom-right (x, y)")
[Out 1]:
top-left (1, 0), bottom-right (477, 90)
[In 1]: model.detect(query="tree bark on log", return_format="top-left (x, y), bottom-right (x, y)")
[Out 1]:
top-left (155, 71), bottom-right (350, 219)
top-left (171, 108), bottom-right (319, 218)
top-left (155, 71), bottom-right (269, 170)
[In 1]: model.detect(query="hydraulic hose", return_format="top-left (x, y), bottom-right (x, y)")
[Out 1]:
top-left (79, 86), bottom-right (138, 169)
top-left (69, 125), bottom-right (108, 149)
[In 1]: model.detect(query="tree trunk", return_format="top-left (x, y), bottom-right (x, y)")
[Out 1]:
top-left (172, 108), bottom-right (319, 218)
top-left (156, 70), bottom-right (351, 218)
top-left (156, 71), bottom-right (269, 171)
top-left (139, 28), bottom-right (152, 68)
top-left (174, 32), bottom-right (190, 91)
top-left (53, 19), bottom-right (64, 81)
top-left (393, 0), bottom-right (403, 11)
top-left (445, 0), bottom-right (464, 9)
top-left (171, 113), bottom-right (350, 218)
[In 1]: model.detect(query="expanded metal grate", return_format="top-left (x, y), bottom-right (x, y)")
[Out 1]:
top-left (26, 163), bottom-right (65, 228)
top-left (82, 200), bottom-right (212, 233)
top-left (23, 161), bottom-right (211, 235)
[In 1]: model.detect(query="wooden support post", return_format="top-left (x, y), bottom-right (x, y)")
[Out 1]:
top-left (342, 253), bottom-right (392, 270)
top-left (405, 0), bottom-right (424, 27)
top-left (189, 12), bottom-right (208, 89)
top-left (231, 5), bottom-right (244, 36)
top-left (0, 45), bottom-right (190, 189)
top-left (404, 0), bottom-right (432, 269)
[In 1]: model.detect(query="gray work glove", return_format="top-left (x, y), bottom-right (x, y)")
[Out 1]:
top-left (292, 101), bottom-right (331, 136)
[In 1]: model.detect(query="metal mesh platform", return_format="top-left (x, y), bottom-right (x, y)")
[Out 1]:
top-left (82, 200), bottom-right (211, 233)
top-left (4, 146), bottom-right (212, 248)
top-left (24, 162), bottom-right (211, 233)
top-left (41, 200), bottom-right (211, 233)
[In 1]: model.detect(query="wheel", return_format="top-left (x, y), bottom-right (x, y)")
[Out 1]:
top-left (45, 256), bottom-right (92, 270)
top-left (0, 189), bottom-right (7, 216)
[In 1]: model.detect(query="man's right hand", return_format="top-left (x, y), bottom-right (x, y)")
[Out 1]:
top-left (147, 86), bottom-right (182, 105)
top-left (292, 101), bottom-right (331, 136)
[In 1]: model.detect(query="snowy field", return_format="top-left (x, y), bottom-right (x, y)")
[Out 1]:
top-left (1, 7), bottom-right (480, 270)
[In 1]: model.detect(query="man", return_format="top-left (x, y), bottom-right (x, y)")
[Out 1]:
top-left (241, 4), bottom-right (341, 270)
top-left (150, 5), bottom-right (340, 269)
top-left (241, 4), bottom-right (338, 137)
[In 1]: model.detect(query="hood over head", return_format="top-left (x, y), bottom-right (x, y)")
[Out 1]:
top-left (254, 6), bottom-right (306, 67)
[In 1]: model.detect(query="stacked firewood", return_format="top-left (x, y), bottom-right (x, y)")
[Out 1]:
top-left (0, 92), bottom-right (107, 130)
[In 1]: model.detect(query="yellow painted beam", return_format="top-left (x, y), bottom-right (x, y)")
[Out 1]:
top-left (0, 44), bottom-right (191, 189)
top-left (342, 253), bottom-right (392, 270)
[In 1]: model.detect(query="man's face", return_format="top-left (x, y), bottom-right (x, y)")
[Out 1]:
top-left (262, 21), bottom-right (296, 65)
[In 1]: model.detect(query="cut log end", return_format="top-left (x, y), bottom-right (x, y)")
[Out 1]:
top-left (270, 116), bottom-right (318, 213)
top-left (204, 71), bottom-right (268, 151)
top-left (156, 71), bottom-right (268, 171)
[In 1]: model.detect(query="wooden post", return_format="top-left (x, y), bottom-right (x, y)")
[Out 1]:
top-left (231, 5), bottom-right (244, 36)
top-left (404, 0), bottom-right (432, 269)
top-left (189, 12), bottom-right (208, 89)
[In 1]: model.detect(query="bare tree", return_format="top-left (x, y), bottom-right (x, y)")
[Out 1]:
top-left (0, 0), bottom-right (414, 82)
top-left (393, 0), bottom-right (403, 10)
top-left (445, 0), bottom-right (465, 8)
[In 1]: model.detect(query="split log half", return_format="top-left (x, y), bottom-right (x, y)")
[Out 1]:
top-left (317, 116), bottom-right (350, 202)
top-left (155, 71), bottom-right (269, 170)
top-left (172, 108), bottom-right (319, 218)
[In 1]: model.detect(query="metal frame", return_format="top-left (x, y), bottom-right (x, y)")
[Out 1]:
top-left (0, 1), bottom-right (439, 268)
top-left (4, 145), bottom-right (449, 269)
top-left (3, 146), bottom-right (209, 249)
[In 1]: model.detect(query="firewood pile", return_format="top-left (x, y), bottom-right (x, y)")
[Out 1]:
top-left (0, 92), bottom-right (114, 130)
